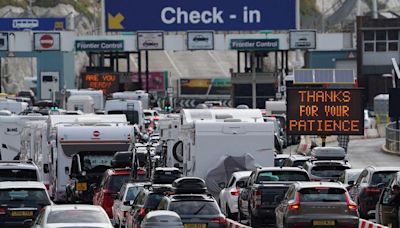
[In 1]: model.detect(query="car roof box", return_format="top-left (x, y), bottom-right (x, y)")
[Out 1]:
top-left (111, 151), bottom-right (132, 168)
top-left (172, 177), bottom-right (207, 194)
top-left (311, 147), bottom-right (346, 160)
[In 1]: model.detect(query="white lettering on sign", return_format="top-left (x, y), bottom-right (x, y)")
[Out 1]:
top-left (162, 6), bottom-right (261, 25)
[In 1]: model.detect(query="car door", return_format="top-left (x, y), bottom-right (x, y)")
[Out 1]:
top-left (221, 176), bottom-right (236, 214)
top-left (377, 180), bottom-right (396, 225)
top-left (239, 172), bottom-right (254, 217)
top-left (276, 185), bottom-right (295, 228)
top-left (113, 185), bottom-right (125, 223)
top-left (132, 191), bottom-right (146, 225)
top-left (350, 170), bottom-right (367, 201)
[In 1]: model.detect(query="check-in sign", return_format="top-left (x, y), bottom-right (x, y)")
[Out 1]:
top-left (75, 40), bottom-right (124, 51)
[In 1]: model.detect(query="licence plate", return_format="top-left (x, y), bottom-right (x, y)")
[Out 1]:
top-left (11, 211), bottom-right (33, 217)
top-left (184, 224), bottom-right (206, 228)
top-left (313, 220), bottom-right (335, 226)
top-left (76, 182), bottom-right (87, 191)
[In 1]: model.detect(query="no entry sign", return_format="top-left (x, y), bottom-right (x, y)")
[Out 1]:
top-left (34, 33), bottom-right (60, 51)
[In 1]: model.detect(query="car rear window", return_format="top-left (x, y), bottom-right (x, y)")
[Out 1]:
top-left (107, 175), bottom-right (129, 192)
top-left (47, 210), bottom-right (109, 223)
top-left (257, 171), bottom-right (309, 182)
top-left (371, 171), bottom-right (398, 186)
top-left (292, 160), bottom-right (307, 167)
top-left (170, 201), bottom-right (220, 216)
top-left (144, 193), bottom-right (164, 209)
top-left (0, 189), bottom-right (49, 202)
top-left (311, 166), bottom-right (347, 178)
top-left (126, 186), bottom-right (144, 201)
top-left (0, 169), bottom-right (38, 181)
top-left (299, 187), bottom-right (346, 202)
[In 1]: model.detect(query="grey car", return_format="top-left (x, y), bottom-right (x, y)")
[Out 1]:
top-left (275, 182), bottom-right (359, 228)
top-left (157, 194), bottom-right (226, 228)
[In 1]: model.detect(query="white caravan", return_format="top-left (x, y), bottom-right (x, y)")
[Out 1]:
top-left (265, 100), bottom-right (286, 115)
top-left (112, 90), bottom-right (150, 109)
top-left (105, 99), bottom-right (144, 127)
top-left (172, 109), bottom-right (274, 179)
top-left (67, 89), bottom-right (104, 111)
top-left (53, 123), bottom-right (134, 202)
top-left (0, 115), bottom-right (48, 161)
top-left (158, 114), bottom-right (181, 167)
top-left (0, 98), bottom-right (29, 114)
top-left (67, 95), bottom-right (95, 113)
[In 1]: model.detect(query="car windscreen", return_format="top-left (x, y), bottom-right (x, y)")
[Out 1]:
top-left (170, 200), bottom-right (220, 216)
top-left (371, 171), bottom-right (398, 186)
top-left (108, 110), bottom-right (139, 125)
top-left (107, 175), bottom-right (130, 192)
top-left (47, 210), bottom-right (109, 223)
top-left (0, 188), bottom-right (50, 203)
top-left (256, 171), bottom-right (309, 182)
top-left (292, 160), bottom-right (307, 167)
top-left (153, 171), bottom-right (182, 184)
top-left (0, 169), bottom-right (38, 181)
top-left (126, 186), bottom-right (144, 201)
top-left (311, 166), bottom-right (348, 178)
top-left (143, 193), bottom-right (164, 209)
top-left (299, 187), bottom-right (346, 202)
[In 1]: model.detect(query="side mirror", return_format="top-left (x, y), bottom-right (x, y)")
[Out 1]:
top-left (218, 182), bottom-right (226, 189)
top-left (64, 167), bottom-right (69, 175)
top-left (43, 164), bottom-right (49, 174)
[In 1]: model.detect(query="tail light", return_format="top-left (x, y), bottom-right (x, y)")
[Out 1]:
top-left (345, 193), bottom-right (358, 211)
top-left (288, 192), bottom-right (300, 211)
top-left (139, 208), bottom-right (146, 217)
top-left (137, 168), bottom-right (146, 175)
top-left (211, 217), bottom-right (227, 225)
top-left (230, 188), bottom-right (240, 196)
top-left (255, 190), bottom-right (262, 208)
top-left (364, 187), bottom-right (381, 194)
top-left (0, 207), bottom-right (6, 215)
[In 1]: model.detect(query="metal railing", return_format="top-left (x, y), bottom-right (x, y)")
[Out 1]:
top-left (385, 122), bottom-right (400, 153)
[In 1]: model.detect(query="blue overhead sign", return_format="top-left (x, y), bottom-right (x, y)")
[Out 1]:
top-left (0, 18), bottom-right (66, 31)
top-left (105, 0), bottom-right (296, 31)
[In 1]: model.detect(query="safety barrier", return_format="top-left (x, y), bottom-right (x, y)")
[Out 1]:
top-left (226, 219), bottom-right (251, 228)
top-left (359, 219), bottom-right (388, 228)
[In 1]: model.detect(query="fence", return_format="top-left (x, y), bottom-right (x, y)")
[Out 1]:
top-left (385, 122), bottom-right (400, 153)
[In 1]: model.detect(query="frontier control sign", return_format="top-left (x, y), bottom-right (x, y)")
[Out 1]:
top-left (105, 0), bottom-right (296, 31)
top-left (75, 40), bottom-right (124, 51)
top-left (286, 88), bottom-right (364, 135)
top-left (230, 39), bottom-right (279, 51)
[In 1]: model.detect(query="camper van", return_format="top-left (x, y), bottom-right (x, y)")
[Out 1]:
top-left (112, 90), bottom-right (150, 109)
top-left (158, 114), bottom-right (181, 167)
top-left (105, 99), bottom-right (144, 127)
top-left (67, 95), bottom-right (95, 113)
top-left (67, 89), bottom-right (104, 111)
top-left (170, 109), bottom-right (274, 179)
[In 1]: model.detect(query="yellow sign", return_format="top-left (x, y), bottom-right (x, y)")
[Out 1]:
top-left (76, 182), bottom-right (87, 191)
top-left (108, 13), bottom-right (125, 30)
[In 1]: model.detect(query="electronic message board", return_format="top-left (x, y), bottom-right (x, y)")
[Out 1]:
top-left (81, 73), bottom-right (119, 95)
top-left (286, 88), bottom-right (364, 135)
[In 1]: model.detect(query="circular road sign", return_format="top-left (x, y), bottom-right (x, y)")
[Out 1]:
top-left (40, 34), bottom-right (54, 49)
top-left (93, 130), bottom-right (100, 137)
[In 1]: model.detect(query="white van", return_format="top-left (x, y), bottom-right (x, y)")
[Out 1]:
top-left (67, 89), bottom-right (104, 111)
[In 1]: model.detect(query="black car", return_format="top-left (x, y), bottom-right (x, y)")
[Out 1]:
top-left (348, 166), bottom-right (400, 219)
top-left (0, 181), bottom-right (52, 227)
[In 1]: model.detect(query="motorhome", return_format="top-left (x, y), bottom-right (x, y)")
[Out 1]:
top-left (105, 99), bottom-right (144, 127)
top-left (170, 109), bottom-right (274, 179)
top-left (67, 95), bottom-right (95, 113)
top-left (45, 114), bottom-right (129, 202)
top-left (158, 114), bottom-right (181, 167)
top-left (0, 98), bottom-right (29, 114)
top-left (112, 90), bottom-right (150, 109)
top-left (265, 100), bottom-right (286, 116)
top-left (55, 123), bottom-right (134, 203)
top-left (0, 115), bottom-right (48, 161)
top-left (67, 89), bottom-right (104, 111)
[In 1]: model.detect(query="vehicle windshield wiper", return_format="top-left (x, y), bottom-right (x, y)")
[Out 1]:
top-left (193, 204), bottom-right (207, 215)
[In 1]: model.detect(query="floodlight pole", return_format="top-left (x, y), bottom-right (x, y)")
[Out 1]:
top-left (251, 52), bottom-right (257, 108)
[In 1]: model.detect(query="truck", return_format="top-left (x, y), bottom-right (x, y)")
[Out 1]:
top-left (67, 89), bottom-right (104, 111)
top-left (170, 109), bottom-right (275, 179)
top-left (237, 167), bottom-right (310, 227)
top-left (112, 90), bottom-right (150, 109)
top-left (105, 99), bottom-right (144, 128)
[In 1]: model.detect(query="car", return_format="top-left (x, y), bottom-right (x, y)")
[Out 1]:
top-left (0, 181), bottom-right (52, 227)
top-left (0, 160), bottom-right (41, 182)
top-left (112, 182), bottom-right (149, 228)
top-left (376, 171), bottom-right (400, 226)
top-left (30, 204), bottom-right (113, 228)
top-left (275, 181), bottom-right (359, 228)
top-left (157, 194), bottom-right (227, 228)
top-left (92, 168), bottom-right (131, 218)
top-left (282, 155), bottom-right (311, 168)
top-left (151, 167), bottom-right (182, 185)
top-left (125, 186), bottom-right (169, 228)
top-left (348, 166), bottom-right (400, 219)
top-left (364, 109), bottom-right (376, 129)
top-left (141, 210), bottom-right (183, 228)
top-left (16, 90), bottom-right (35, 105)
top-left (338, 168), bottom-right (363, 190)
top-left (274, 154), bottom-right (290, 167)
top-left (218, 171), bottom-right (251, 219)
top-left (302, 159), bottom-right (351, 182)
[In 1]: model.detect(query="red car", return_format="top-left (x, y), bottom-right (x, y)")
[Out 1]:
top-left (92, 168), bottom-right (131, 218)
